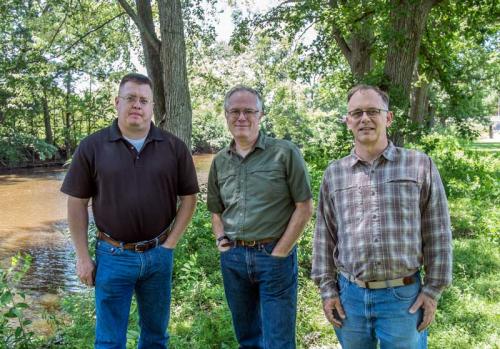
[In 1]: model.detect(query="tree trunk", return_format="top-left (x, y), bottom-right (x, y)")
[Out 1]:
top-left (157, 0), bottom-right (192, 149)
top-left (383, 0), bottom-right (440, 145)
top-left (328, 0), bottom-right (373, 80)
top-left (136, 0), bottom-right (166, 126)
top-left (383, 0), bottom-right (437, 107)
top-left (410, 80), bottom-right (430, 125)
top-left (42, 89), bottom-right (54, 145)
top-left (64, 72), bottom-right (72, 159)
top-left (118, 0), bottom-right (193, 149)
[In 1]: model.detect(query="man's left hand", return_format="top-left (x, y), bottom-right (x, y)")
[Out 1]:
top-left (409, 292), bottom-right (438, 331)
top-left (271, 246), bottom-right (289, 258)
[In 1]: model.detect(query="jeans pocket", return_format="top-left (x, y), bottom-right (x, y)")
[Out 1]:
top-left (390, 281), bottom-right (420, 301)
top-left (338, 275), bottom-right (349, 294)
top-left (96, 240), bottom-right (120, 256)
top-left (261, 241), bottom-right (288, 259)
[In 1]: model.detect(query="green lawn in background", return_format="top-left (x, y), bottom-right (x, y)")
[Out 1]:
top-left (469, 141), bottom-right (500, 152)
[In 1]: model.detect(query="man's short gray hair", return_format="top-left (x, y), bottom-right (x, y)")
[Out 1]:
top-left (347, 84), bottom-right (389, 108)
top-left (224, 85), bottom-right (264, 112)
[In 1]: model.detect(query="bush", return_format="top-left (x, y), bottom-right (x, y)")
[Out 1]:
top-left (409, 133), bottom-right (499, 238)
top-left (0, 254), bottom-right (37, 349)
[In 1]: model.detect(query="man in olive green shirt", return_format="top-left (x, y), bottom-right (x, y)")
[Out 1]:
top-left (207, 85), bottom-right (313, 349)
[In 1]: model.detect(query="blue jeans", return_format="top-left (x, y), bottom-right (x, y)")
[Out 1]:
top-left (335, 273), bottom-right (428, 349)
top-left (94, 240), bottom-right (174, 349)
top-left (220, 241), bottom-right (298, 349)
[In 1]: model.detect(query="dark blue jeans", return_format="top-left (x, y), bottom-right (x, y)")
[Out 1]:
top-left (220, 241), bottom-right (298, 349)
top-left (335, 273), bottom-right (428, 349)
top-left (94, 240), bottom-right (174, 349)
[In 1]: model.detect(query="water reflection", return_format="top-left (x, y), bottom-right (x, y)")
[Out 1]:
top-left (0, 154), bottom-right (213, 295)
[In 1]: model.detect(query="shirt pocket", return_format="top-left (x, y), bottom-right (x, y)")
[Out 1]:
top-left (247, 166), bottom-right (289, 199)
top-left (332, 183), bottom-right (361, 232)
top-left (381, 176), bottom-right (420, 222)
top-left (217, 170), bottom-right (238, 204)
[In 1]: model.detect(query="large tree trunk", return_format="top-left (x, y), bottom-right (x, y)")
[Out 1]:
top-left (383, 0), bottom-right (440, 144)
top-left (136, 0), bottom-right (166, 126)
top-left (383, 0), bottom-right (438, 107)
top-left (118, 0), bottom-right (192, 149)
top-left (157, 0), bottom-right (192, 147)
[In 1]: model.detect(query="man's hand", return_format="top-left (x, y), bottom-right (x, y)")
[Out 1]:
top-left (409, 292), bottom-right (438, 331)
top-left (270, 245), bottom-right (289, 258)
top-left (217, 240), bottom-right (231, 253)
top-left (323, 297), bottom-right (346, 328)
top-left (76, 255), bottom-right (95, 287)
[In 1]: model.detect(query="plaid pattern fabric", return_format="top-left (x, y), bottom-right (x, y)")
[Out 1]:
top-left (312, 142), bottom-right (452, 300)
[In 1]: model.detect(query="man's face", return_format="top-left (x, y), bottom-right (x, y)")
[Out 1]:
top-left (115, 81), bottom-right (154, 136)
top-left (225, 91), bottom-right (262, 142)
top-left (346, 89), bottom-right (393, 148)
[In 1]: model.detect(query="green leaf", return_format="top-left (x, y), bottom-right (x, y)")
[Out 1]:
top-left (16, 302), bottom-right (29, 309)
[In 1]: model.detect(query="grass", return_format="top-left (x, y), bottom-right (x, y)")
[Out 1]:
top-left (468, 141), bottom-right (500, 152)
top-left (8, 135), bottom-right (499, 348)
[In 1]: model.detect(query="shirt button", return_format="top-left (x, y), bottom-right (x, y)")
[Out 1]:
top-left (371, 191), bottom-right (375, 196)
top-left (374, 238), bottom-right (379, 243)
top-left (372, 214), bottom-right (377, 219)
top-left (136, 156), bottom-right (140, 160)
top-left (370, 170), bottom-right (375, 174)
top-left (240, 213), bottom-right (243, 216)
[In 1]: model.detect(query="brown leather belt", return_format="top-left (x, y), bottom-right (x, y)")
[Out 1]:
top-left (97, 229), bottom-right (169, 253)
top-left (227, 238), bottom-right (276, 248)
top-left (340, 271), bottom-right (417, 289)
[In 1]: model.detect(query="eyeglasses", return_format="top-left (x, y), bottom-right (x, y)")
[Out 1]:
top-left (226, 109), bottom-right (261, 119)
top-left (119, 95), bottom-right (153, 106)
top-left (347, 108), bottom-right (388, 120)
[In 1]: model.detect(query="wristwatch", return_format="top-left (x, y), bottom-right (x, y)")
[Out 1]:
top-left (216, 235), bottom-right (230, 247)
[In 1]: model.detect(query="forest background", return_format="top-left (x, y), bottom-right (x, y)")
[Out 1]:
top-left (0, 0), bottom-right (499, 348)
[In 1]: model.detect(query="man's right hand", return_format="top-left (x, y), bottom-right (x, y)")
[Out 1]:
top-left (217, 239), bottom-right (231, 253)
top-left (323, 297), bottom-right (346, 328)
top-left (76, 255), bottom-right (96, 287)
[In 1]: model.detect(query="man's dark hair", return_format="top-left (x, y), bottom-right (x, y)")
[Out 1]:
top-left (347, 84), bottom-right (389, 108)
top-left (224, 85), bottom-right (264, 112)
top-left (119, 73), bottom-right (153, 92)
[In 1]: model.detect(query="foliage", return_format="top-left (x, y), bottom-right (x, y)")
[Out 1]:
top-left (229, 0), bottom-right (498, 144)
top-left (408, 133), bottom-right (500, 238)
top-left (0, 128), bottom-right (58, 167)
top-left (0, 254), bottom-right (37, 349)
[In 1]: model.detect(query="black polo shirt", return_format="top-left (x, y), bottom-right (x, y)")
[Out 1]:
top-left (61, 119), bottom-right (199, 242)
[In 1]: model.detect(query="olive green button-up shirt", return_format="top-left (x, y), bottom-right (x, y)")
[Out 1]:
top-left (207, 132), bottom-right (312, 240)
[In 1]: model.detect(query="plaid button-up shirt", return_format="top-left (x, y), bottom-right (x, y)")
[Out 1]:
top-left (311, 142), bottom-right (452, 300)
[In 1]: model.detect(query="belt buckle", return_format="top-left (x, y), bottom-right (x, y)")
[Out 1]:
top-left (246, 240), bottom-right (256, 247)
top-left (134, 241), bottom-right (148, 253)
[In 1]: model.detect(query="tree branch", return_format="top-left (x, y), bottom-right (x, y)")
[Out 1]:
top-left (117, 0), bottom-right (160, 54)
top-left (328, 0), bottom-right (351, 60)
top-left (52, 12), bottom-right (127, 59)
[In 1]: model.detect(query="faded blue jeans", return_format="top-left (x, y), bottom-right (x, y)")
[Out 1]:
top-left (220, 241), bottom-right (298, 349)
top-left (334, 272), bottom-right (428, 349)
top-left (94, 240), bottom-right (174, 349)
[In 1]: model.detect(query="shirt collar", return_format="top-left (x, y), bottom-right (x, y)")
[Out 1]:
top-left (108, 119), bottom-right (165, 142)
top-left (348, 141), bottom-right (396, 167)
top-left (227, 131), bottom-right (266, 155)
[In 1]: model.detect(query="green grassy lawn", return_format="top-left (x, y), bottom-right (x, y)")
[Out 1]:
top-left (469, 141), bottom-right (500, 152)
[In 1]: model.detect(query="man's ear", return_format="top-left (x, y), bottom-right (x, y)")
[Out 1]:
top-left (386, 111), bottom-right (394, 127)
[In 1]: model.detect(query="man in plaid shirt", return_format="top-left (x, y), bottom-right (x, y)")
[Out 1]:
top-left (312, 84), bottom-right (452, 348)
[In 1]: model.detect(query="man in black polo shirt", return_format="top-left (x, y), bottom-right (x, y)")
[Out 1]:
top-left (61, 73), bottom-right (199, 349)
